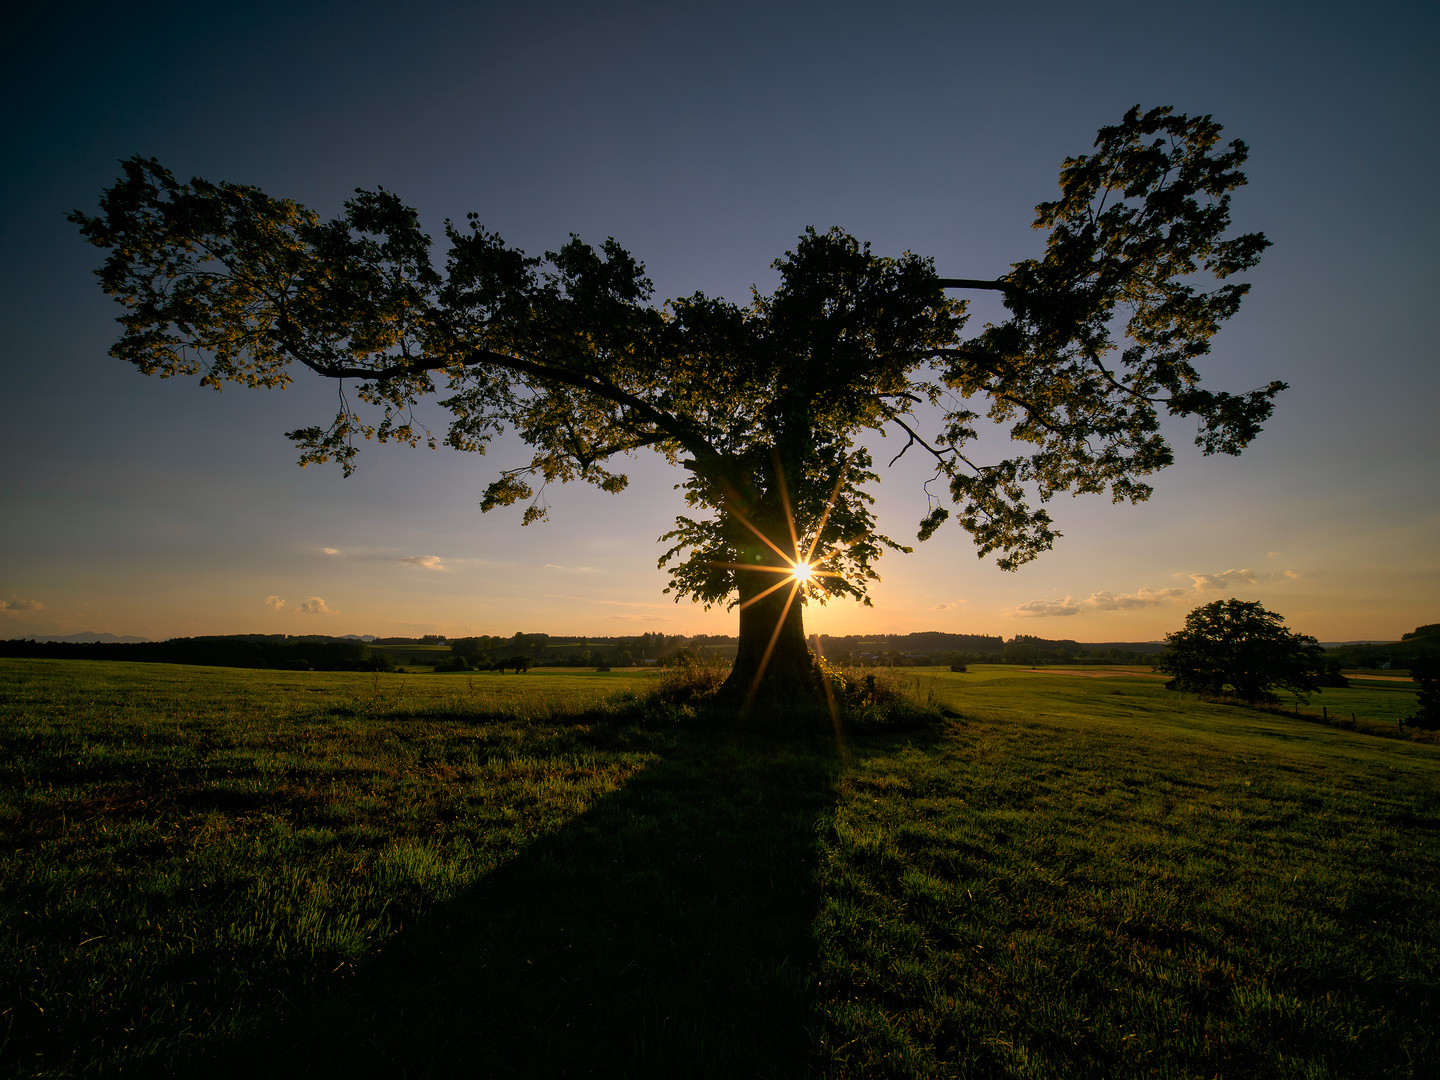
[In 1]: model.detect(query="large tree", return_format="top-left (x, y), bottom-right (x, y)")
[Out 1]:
top-left (1155, 599), bottom-right (1323, 702)
top-left (72, 106), bottom-right (1282, 705)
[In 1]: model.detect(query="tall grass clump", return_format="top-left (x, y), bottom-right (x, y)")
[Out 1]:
top-left (651, 656), bottom-right (732, 707)
top-left (819, 661), bottom-right (947, 732)
top-left (623, 655), bottom-right (946, 734)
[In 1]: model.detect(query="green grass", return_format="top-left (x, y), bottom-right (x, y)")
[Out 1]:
top-left (2, 660), bottom-right (1437, 1077)
top-left (952, 662), bottom-right (1422, 726)
top-left (813, 668), bottom-right (1439, 1076)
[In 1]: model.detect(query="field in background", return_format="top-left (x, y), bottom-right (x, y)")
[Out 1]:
top-left (908, 663), bottom-right (1423, 727)
top-left (2, 659), bottom-right (1436, 1077)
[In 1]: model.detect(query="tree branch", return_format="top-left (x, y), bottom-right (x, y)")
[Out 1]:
top-left (289, 345), bottom-right (729, 473)
top-left (936, 277), bottom-right (1014, 294)
top-left (881, 409), bottom-right (956, 465)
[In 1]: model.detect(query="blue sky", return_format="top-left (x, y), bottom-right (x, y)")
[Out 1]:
top-left (1, 0), bottom-right (1435, 642)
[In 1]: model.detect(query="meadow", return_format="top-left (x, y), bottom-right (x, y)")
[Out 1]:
top-left (1, 659), bottom-right (1435, 1077)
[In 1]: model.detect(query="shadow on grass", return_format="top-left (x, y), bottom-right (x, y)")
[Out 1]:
top-left (194, 723), bottom-right (841, 1078)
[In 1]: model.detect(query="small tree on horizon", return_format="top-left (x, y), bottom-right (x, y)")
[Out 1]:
top-left (72, 106), bottom-right (1282, 707)
top-left (1407, 654), bottom-right (1439, 730)
top-left (1155, 599), bottom-right (1324, 703)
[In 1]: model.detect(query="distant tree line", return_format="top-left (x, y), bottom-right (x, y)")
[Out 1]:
top-left (1322, 626), bottom-right (1439, 671)
top-left (0, 635), bottom-right (395, 671)
top-left (433, 653), bottom-right (535, 674)
top-left (814, 632), bottom-right (1164, 666)
top-left (438, 631), bottom-right (715, 668)
top-left (13, 623), bottom-right (1428, 682)
top-left (4, 629), bottom-right (1171, 675)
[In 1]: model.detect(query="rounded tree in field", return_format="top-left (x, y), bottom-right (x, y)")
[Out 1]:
top-left (71, 106), bottom-right (1282, 707)
top-left (1407, 654), bottom-right (1440, 730)
top-left (1156, 599), bottom-right (1324, 702)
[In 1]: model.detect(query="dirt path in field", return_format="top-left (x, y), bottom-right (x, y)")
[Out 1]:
top-left (1347, 673), bottom-right (1416, 682)
top-left (1030, 668), bottom-right (1169, 679)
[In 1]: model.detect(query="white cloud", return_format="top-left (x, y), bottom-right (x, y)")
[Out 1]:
top-left (1015, 589), bottom-right (1185, 618)
top-left (1083, 587), bottom-right (1188, 611)
top-left (295, 597), bottom-right (335, 614)
top-left (321, 548), bottom-right (340, 555)
top-left (264, 595), bottom-right (286, 611)
top-left (0, 599), bottom-right (44, 614)
top-left (1190, 568), bottom-right (1261, 592)
top-left (929, 601), bottom-right (966, 611)
top-left (1015, 596), bottom-right (1083, 618)
top-left (1016, 566), bottom-right (1302, 619)
top-left (399, 555), bottom-right (446, 571)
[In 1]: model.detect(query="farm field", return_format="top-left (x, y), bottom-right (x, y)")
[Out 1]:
top-left (2, 659), bottom-right (1437, 1077)
top-left (917, 663), bottom-right (1423, 727)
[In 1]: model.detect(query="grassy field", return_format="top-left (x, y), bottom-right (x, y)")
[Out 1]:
top-left (1, 659), bottom-right (1436, 1077)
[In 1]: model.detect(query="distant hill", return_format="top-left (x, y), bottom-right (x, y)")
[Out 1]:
top-left (27, 631), bottom-right (152, 644)
top-left (2, 634), bottom-right (384, 671)
top-left (813, 632), bottom-right (1166, 658)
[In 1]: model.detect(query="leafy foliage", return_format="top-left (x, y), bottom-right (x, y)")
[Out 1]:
top-left (1156, 599), bottom-right (1325, 702)
top-left (71, 105), bottom-right (1280, 610)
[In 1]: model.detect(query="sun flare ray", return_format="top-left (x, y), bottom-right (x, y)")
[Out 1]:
top-left (744, 577), bottom-right (802, 709)
top-left (707, 561), bottom-right (796, 575)
top-left (804, 465), bottom-right (850, 565)
top-left (737, 575), bottom-right (798, 611)
top-left (727, 505), bottom-right (802, 568)
top-left (772, 449), bottom-right (802, 558)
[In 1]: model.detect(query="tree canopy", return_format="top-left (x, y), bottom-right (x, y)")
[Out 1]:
top-left (1155, 599), bottom-right (1324, 702)
top-left (72, 105), bottom-right (1282, 703)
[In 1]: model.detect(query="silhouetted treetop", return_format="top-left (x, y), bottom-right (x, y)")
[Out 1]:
top-left (73, 104), bottom-right (1281, 703)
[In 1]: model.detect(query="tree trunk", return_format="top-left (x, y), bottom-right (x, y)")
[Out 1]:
top-left (717, 506), bottom-right (822, 707)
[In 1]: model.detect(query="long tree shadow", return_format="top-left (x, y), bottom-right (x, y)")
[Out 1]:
top-left (201, 725), bottom-right (841, 1078)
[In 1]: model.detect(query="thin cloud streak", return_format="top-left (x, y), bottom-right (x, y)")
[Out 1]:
top-left (541, 594), bottom-right (675, 609)
top-left (1015, 567), bottom-right (1302, 618)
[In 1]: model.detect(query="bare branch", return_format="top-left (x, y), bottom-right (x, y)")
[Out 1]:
top-left (936, 277), bottom-right (1014, 294)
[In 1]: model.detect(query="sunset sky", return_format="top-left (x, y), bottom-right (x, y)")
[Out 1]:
top-left (2, 0), bottom-right (1435, 644)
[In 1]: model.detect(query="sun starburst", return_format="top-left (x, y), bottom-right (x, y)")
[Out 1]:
top-left (699, 455), bottom-right (854, 719)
